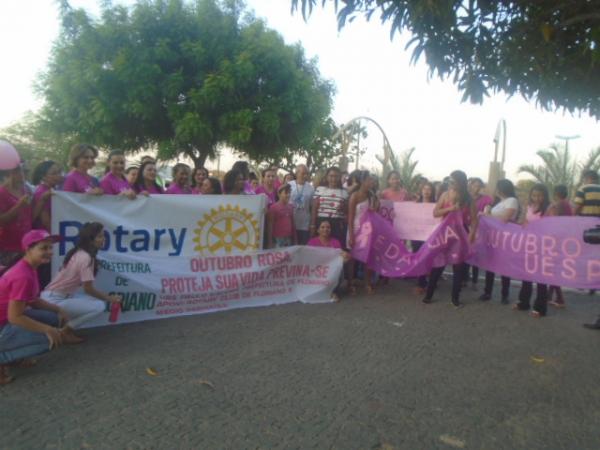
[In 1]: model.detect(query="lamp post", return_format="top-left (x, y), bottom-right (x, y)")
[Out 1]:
top-left (555, 134), bottom-right (580, 152)
top-left (487, 119), bottom-right (507, 195)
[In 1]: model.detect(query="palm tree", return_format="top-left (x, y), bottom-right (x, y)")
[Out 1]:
top-left (376, 147), bottom-right (422, 195)
top-left (518, 143), bottom-right (600, 193)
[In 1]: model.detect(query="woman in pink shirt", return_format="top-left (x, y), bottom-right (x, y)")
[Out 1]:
top-left (166, 163), bottom-right (192, 194)
top-left (42, 222), bottom-right (122, 343)
top-left (546, 185), bottom-right (573, 308)
top-left (62, 144), bottom-right (103, 195)
top-left (0, 163), bottom-right (33, 267)
top-left (256, 168), bottom-right (278, 207)
top-left (379, 171), bottom-right (408, 202)
top-left (267, 184), bottom-right (296, 248)
top-left (0, 230), bottom-right (66, 385)
top-left (191, 167), bottom-right (209, 194)
top-left (514, 184), bottom-right (551, 317)
top-left (99, 150), bottom-right (136, 198)
top-left (307, 220), bottom-right (350, 302)
top-left (132, 161), bottom-right (164, 195)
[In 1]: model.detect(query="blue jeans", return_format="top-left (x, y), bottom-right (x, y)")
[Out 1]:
top-left (0, 309), bottom-right (58, 364)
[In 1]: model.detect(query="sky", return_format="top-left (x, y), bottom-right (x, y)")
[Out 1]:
top-left (1, 0), bottom-right (599, 181)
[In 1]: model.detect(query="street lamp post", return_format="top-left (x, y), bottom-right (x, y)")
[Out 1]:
top-left (487, 119), bottom-right (507, 195)
top-left (555, 134), bottom-right (580, 152)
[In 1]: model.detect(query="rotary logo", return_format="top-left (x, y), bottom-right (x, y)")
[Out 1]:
top-left (193, 205), bottom-right (261, 255)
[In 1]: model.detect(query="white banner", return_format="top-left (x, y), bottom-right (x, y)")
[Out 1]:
top-left (51, 193), bottom-right (342, 327)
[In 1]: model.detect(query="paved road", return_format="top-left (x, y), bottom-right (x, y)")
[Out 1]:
top-left (2, 279), bottom-right (599, 450)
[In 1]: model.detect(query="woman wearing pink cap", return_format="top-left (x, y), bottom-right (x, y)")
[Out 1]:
top-left (41, 222), bottom-right (122, 343)
top-left (0, 230), bottom-right (67, 385)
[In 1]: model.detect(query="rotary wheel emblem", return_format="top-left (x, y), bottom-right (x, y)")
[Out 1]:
top-left (193, 205), bottom-right (261, 255)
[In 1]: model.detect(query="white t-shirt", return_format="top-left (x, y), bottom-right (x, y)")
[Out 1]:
top-left (314, 186), bottom-right (349, 220)
top-left (491, 197), bottom-right (519, 222)
top-left (288, 180), bottom-right (314, 231)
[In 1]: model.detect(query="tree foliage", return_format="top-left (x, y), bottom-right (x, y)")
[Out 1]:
top-left (263, 117), bottom-right (367, 176)
top-left (38, 0), bottom-right (334, 167)
top-left (0, 113), bottom-right (73, 168)
top-left (292, 0), bottom-right (600, 119)
top-left (518, 143), bottom-right (600, 193)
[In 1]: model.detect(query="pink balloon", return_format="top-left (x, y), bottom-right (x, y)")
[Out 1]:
top-left (0, 140), bottom-right (21, 170)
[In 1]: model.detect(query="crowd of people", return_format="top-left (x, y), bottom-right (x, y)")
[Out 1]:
top-left (0, 140), bottom-right (599, 385)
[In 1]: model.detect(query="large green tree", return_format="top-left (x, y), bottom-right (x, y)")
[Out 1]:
top-left (292, 1), bottom-right (600, 119)
top-left (38, 0), bottom-right (333, 167)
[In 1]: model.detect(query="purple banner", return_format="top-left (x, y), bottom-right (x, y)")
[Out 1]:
top-left (469, 216), bottom-right (600, 289)
top-left (352, 210), bottom-right (470, 277)
top-left (352, 210), bottom-right (600, 289)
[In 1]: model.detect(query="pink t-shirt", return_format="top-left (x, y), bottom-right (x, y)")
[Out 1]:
top-left (381, 188), bottom-right (407, 202)
top-left (45, 250), bottom-right (96, 295)
top-left (100, 172), bottom-right (131, 195)
top-left (0, 259), bottom-right (39, 326)
top-left (0, 186), bottom-right (32, 252)
top-left (475, 195), bottom-right (493, 213)
top-left (307, 237), bottom-right (342, 249)
top-left (134, 183), bottom-right (163, 195)
top-left (526, 205), bottom-right (544, 223)
top-left (256, 186), bottom-right (277, 207)
top-left (63, 170), bottom-right (99, 193)
top-left (166, 184), bottom-right (192, 194)
top-left (191, 187), bottom-right (202, 195)
top-left (269, 202), bottom-right (294, 238)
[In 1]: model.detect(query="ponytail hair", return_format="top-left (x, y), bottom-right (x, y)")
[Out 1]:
top-left (63, 222), bottom-right (104, 276)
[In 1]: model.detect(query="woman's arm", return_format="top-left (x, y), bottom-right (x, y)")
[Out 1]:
top-left (82, 281), bottom-right (121, 303)
top-left (433, 192), bottom-right (456, 218)
top-left (7, 301), bottom-right (63, 348)
top-left (310, 196), bottom-right (320, 235)
top-left (0, 195), bottom-right (30, 225)
top-left (266, 209), bottom-right (274, 249)
top-left (347, 193), bottom-right (358, 248)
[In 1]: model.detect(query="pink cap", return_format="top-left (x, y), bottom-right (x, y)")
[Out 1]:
top-left (21, 229), bottom-right (61, 251)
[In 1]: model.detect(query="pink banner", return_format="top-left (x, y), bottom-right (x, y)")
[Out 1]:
top-left (469, 216), bottom-right (600, 289)
top-left (352, 208), bottom-right (600, 289)
top-left (352, 210), bottom-right (470, 277)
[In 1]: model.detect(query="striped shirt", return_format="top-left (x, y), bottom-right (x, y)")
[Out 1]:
top-left (315, 186), bottom-right (348, 219)
top-left (574, 184), bottom-right (600, 217)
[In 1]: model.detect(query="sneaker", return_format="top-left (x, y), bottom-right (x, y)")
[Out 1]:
top-left (422, 297), bottom-right (432, 304)
top-left (501, 297), bottom-right (509, 305)
top-left (478, 294), bottom-right (491, 301)
top-left (452, 301), bottom-right (464, 309)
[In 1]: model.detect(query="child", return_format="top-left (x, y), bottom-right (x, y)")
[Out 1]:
top-left (547, 185), bottom-right (573, 308)
top-left (99, 150), bottom-right (136, 198)
top-left (41, 222), bottom-right (122, 343)
top-left (32, 160), bottom-right (63, 231)
top-left (307, 220), bottom-right (350, 302)
top-left (380, 171), bottom-right (408, 202)
top-left (0, 230), bottom-right (66, 385)
top-left (514, 184), bottom-right (550, 317)
top-left (62, 144), bottom-right (103, 195)
top-left (166, 163), bottom-right (192, 194)
top-left (267, 184), bottom-right (296, 248)
top-left (412, 181), bottom-right (436, 294)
